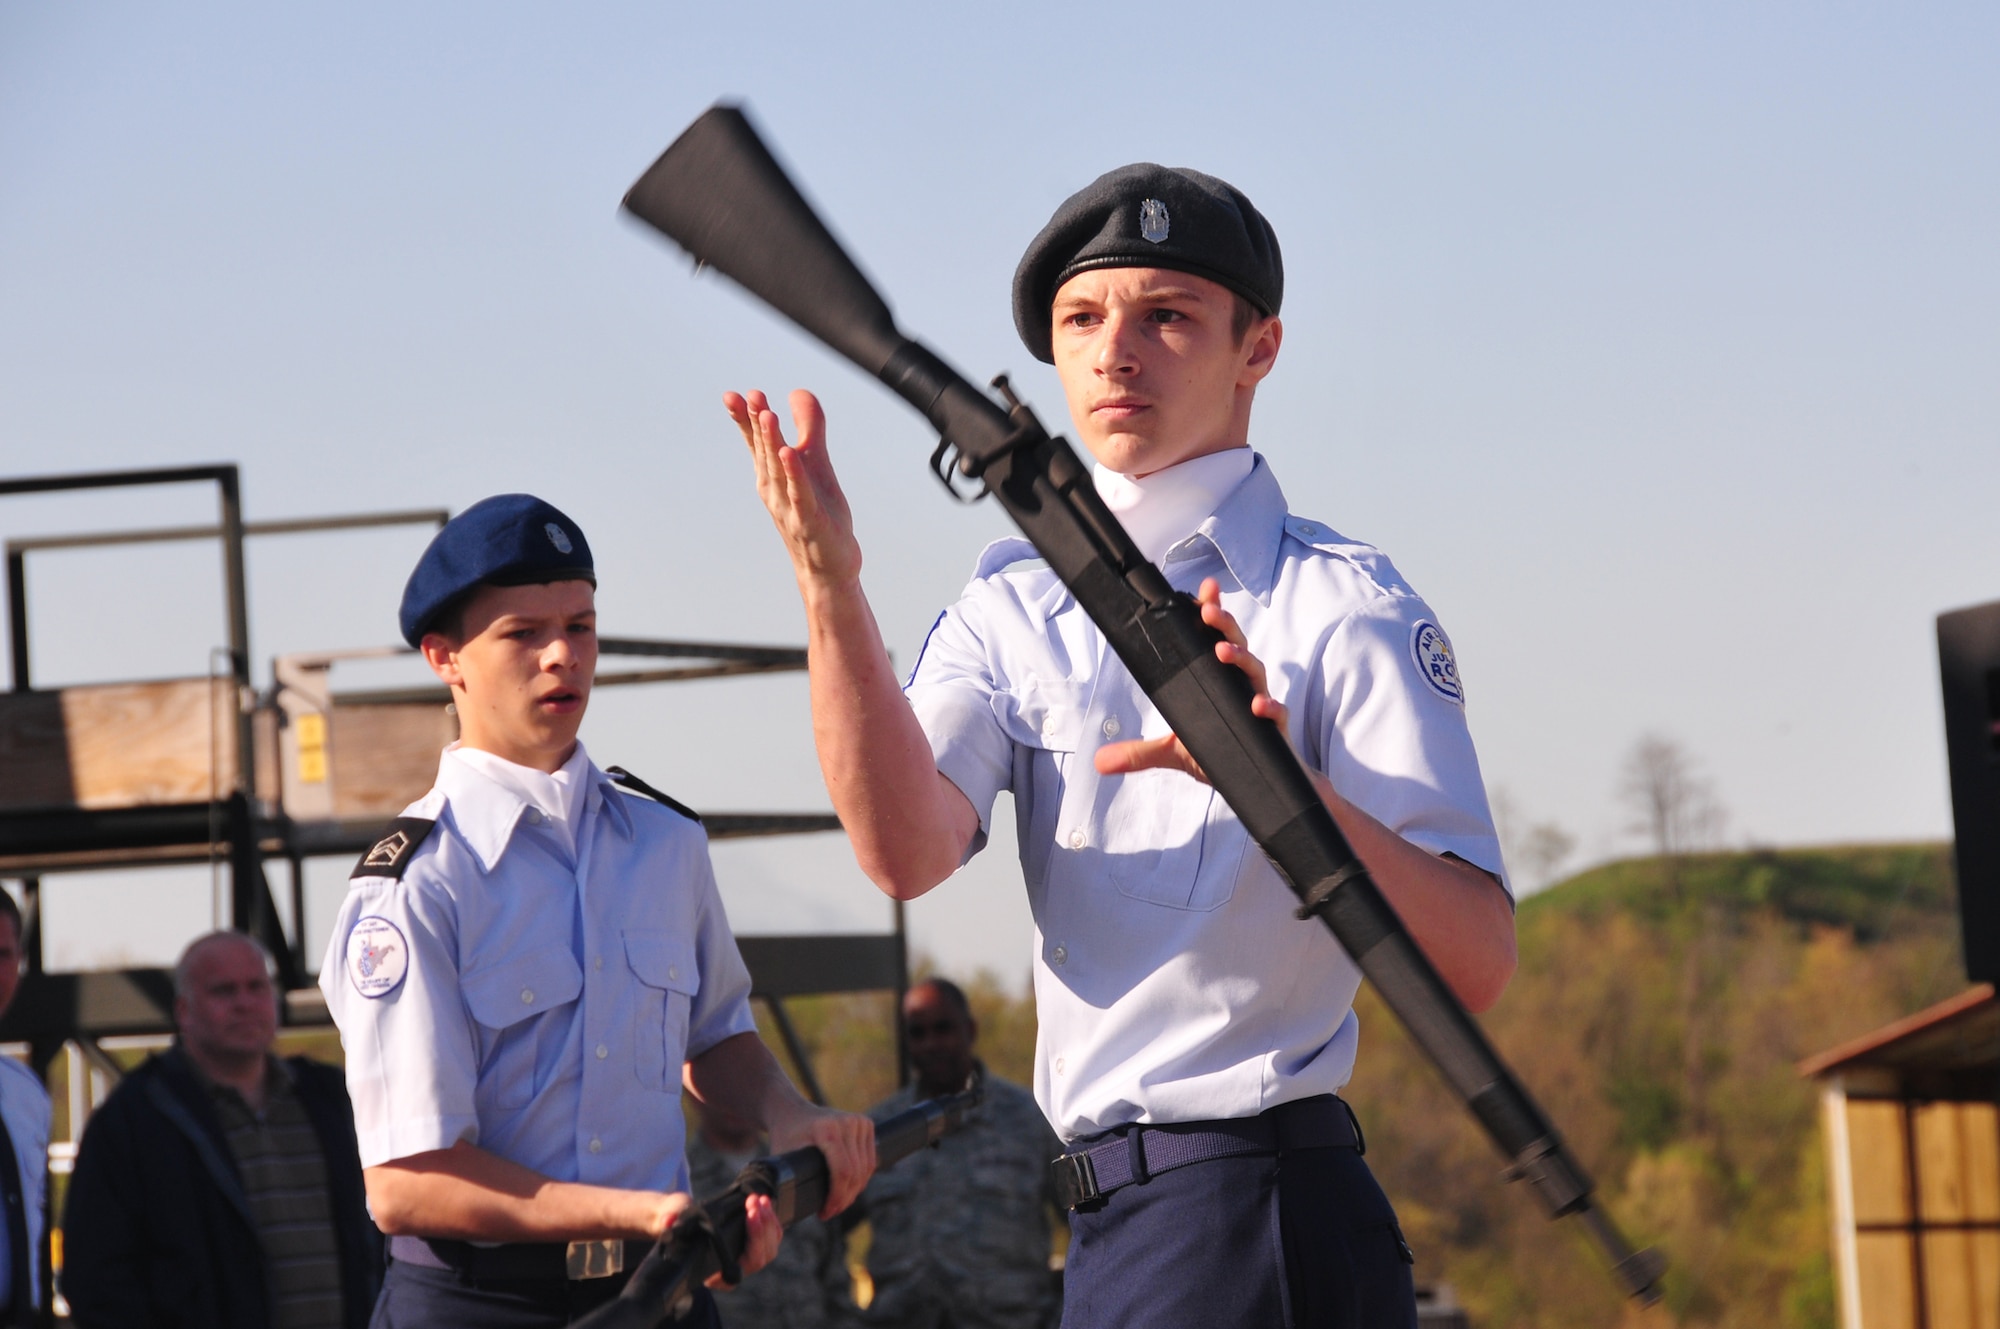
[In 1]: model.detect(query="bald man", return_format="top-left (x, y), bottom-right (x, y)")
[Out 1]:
top-left (62, 932), bottom-right (384, 1329)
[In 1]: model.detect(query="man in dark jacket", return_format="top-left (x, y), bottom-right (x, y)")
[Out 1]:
top-left (61, 931), bottom-right (384, 1329)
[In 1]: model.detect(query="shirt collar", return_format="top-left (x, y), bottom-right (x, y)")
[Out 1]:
top-left (435, 742), bottom-right (627, 872)
top-left (1162, 452), bottom-right (1289, 603)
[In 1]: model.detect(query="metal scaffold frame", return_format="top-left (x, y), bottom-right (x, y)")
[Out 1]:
top-left (0, 463), bottom-right (907, 1172)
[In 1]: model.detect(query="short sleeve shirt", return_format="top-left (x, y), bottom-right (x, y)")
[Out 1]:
top-left (0, 1056), bottom-right (50, 1310)
top-left (320, 745), bottom-right (757, 1192)
top-left (904, 455), bottom-right (1507, 1141)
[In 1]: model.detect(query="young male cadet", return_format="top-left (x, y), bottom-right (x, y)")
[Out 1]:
top-left (321, 494), bottom-right (875, 1328)
top-left (725, 166), bottom-right (1517, 1329)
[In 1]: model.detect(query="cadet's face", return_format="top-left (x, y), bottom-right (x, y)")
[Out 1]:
top-left (1050, 267), bottom-right (1280, 477)
top-left (176, 937), bottom-right (278, 1063)
top-left (903, 985), bottom-right (975, 1096)
top-left (423, 580), bottom-right (598, 773)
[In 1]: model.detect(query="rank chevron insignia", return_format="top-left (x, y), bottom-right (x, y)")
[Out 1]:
top-left (350, 817), bottom-right (439, 880)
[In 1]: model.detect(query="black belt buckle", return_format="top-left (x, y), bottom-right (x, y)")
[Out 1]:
top-left (1051, 1150), bottom-right (1104, 1213)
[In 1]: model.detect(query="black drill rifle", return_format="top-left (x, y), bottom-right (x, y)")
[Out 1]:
top-left (620, 103), bottom-right (1666, 1306)
top-left (575, 1082), bottom-right (984, 1328)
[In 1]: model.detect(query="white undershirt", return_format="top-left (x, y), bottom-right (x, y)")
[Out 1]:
top-left (1093, 447), bottom-right (1257, 564)
top-left (447, 740), bottom-right (593, 859)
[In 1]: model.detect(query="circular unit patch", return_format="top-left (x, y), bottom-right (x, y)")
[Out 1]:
top-left (346, 916), bottom-right (410, 999)
top-left (1410, 620), bottom-right (1464, 705)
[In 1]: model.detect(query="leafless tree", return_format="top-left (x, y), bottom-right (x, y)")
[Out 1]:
top-left (1620, 733), bottom-right (1726, 894)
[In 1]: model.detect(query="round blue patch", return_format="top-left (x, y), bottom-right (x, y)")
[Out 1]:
top-left (1410, 620), bottom-right (1464, 704)
top-left (346, 915), bottom-right (409, 999)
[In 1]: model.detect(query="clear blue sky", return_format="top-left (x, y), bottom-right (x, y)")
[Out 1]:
top-left (3, 3), bottom-right (1995, 986)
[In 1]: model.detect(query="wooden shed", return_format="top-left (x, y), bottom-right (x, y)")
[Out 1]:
top-left (1799, 984), bottom-right (1999, 1329)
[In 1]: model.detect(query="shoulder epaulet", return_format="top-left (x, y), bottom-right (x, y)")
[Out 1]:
top-left (605, 766), bottom-right (703, 824)
top-left (971, 536), bottom-right (1044, 581)
top-left (350, 817), bottom-right (439, 880)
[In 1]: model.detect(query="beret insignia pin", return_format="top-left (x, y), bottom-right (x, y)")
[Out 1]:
top-left (545, 522), bottom-right (574, 554)
top-left (1139, 198), bottom-right (1170, 244)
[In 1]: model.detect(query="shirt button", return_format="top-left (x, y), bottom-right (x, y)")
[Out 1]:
top-left (520, 988), bottom-right (534, 1004)
top-left (596, 1044), bottom-right (608, 1060)
top-left (1298, 522), bottom-right (1318, 537)
top-left (1051, 945), bottom-right (1067, 966)
top-left (1054, 1057), bottom-right (1065, 1076)
top-left (525, 808), bottom-right (543, 824)
top-left (667, 965), bottom-right (680, 982)
top-left (589, 1136), bottom-right (603, 1154)
top-left (1101, 717), bottom-right (1121, 738)
top-left (1068, 830), bottom-right (1085, 850)
top-left (593, 956), bottom-right (604, 972)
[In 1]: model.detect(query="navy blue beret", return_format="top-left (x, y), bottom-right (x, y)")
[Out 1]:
top-left (1012, 163), bottom-right (1283, 364)
top-left (399, 494), bottom-right (596, 646)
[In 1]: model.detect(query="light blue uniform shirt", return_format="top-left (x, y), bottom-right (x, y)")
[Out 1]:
top-left (905, 454), bottom-right (1508, 1142)
top-left (0, 1056), bottom-right (49, 1310)
top-left (321, 743), bottom-right (757, 1192)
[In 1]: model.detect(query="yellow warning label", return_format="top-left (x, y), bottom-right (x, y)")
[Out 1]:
top-left (296, 712), bottom-right (328, 784)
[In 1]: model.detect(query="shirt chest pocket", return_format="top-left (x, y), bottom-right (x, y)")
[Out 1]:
top-left (1101, 767), bottom-right (1247, 911)
top-left (997, 679), bottom-right (1089, 754)
top-left (463, 951), bottom-right (584, 1111)
top-left (624, 929), bottom-right (699, 1092)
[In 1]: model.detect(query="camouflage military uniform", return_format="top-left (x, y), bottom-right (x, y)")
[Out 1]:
top-left (859, 1071), bottom-right (1063, 1329)
top-left (687, 1130), bottom-right (859, 1329)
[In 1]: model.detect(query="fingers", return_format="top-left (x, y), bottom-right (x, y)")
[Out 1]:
top-left (725, 390), bottom-right (785, 501)
top-left (811, 1110), bottom-right (878, 1220)
top-left (788, 389), bottom-right (826, 456)
top-left (1094, 734), bottom-right (1204, 782)
top-left (1196, 578), bottom-right (1247, 647)
top-left (712, 1193), bottom-right (781, 1286)
top-left (647, 1190), bottom-right (695, 1241)
top-left (1197, 578), bottom-right (1289, 732)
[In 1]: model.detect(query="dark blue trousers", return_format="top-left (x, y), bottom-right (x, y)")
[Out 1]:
top-left (371, 1259), bottom-right (722, 1328)
top-left (1060, 1146), bottom-right (1416, 1329)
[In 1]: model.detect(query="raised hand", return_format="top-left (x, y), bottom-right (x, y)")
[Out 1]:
top-left (1093, 578), bottom-right (1286, 782)
top-left (725, 388), bottom-right (861, 589)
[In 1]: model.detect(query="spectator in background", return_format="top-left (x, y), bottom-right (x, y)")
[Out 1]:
top-left (0, 890), bottom-right (49, 1326)
top-left (858, 980), bottom-right (1063, 1329)
top-left (686, 1097), bottom-right (858, 1329)
top-left (61, 931), bottom-right (383, 1329)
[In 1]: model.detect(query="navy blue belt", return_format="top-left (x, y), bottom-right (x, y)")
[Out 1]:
top-left (1051, 1094), bottom-right (1365, 1213)
top-left (389, 1235), bottom-right (649, 1282)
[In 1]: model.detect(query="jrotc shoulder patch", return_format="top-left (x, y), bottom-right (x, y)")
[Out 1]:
top-left (350, 817), bottom-right (439, 880)
top-left (1410, 620), bottom-right (1465, 705)
top-left (345, 915), bottom-right (409, 999)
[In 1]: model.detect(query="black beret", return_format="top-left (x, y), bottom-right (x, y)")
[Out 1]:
top-left (399, 494), bottom-right (596, 646)
top-left (1012, 163), bottom-right (1283, 364)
